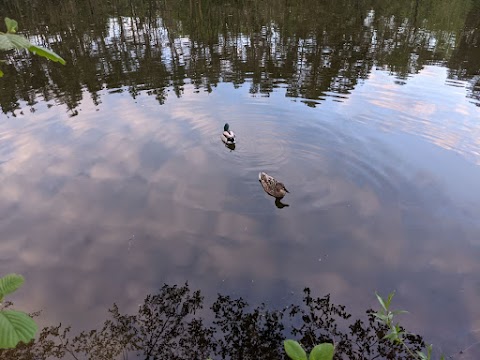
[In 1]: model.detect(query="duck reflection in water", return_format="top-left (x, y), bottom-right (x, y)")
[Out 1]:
top-left (224, 142), bottom-right (236, 151)
top-left (275, 198), bottom-right (289, 208)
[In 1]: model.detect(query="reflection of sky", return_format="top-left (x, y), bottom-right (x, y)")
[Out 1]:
top-left (1, 65), bottom-right (480, 356)
top-left (344, 66), bottom-right (480, 165)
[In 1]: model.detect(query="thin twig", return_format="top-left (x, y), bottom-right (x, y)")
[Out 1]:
top-left (457, 340), bottom-right (480, 355)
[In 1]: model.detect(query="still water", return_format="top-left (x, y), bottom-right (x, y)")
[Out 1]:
top-left (1, 0), bottom-right (480, 357)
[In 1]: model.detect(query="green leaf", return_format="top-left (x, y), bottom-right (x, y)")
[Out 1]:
top-left (284, 340), bottom-right (307, 360)
top-left (0, 32), bottom-right (66, 65)
top-left (372, 313), bottom-right (388, 323)
top-left (5, 18), bottom-right (18, 33)
top-left (426, 344), bottom-right (433, 359)
top-left (375, 292), bottom-right (387, 311)
top-left (393, 324), bottom-right (406, 339)
top-left (0, 34), bottom-right (15, 50)
top-left (416, 348), bottom-right (435, 360)
top-left (0, 274), bottom-right (25, 299)
top-left (416, 351), bottom-right (428, 360)
top-left (385, 291), bottom-right (395, 309)
top-left (28, 45), bottom-right (66, 65)
top-left (3, 33), bottom-right (31, 49)
top-left (0, 69), bottom-right (3, 77)
top-left (0, 310), bottom-right (37, 349)
top-left (310, 343), bottom-right (335, 360)
top-left (383, 331), bottom-right (399, 342)
top-left (392, 310), bottom-right (408, 316)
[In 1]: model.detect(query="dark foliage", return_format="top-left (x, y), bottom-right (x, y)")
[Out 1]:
top-left (0, 284), bottom-right (426, 360)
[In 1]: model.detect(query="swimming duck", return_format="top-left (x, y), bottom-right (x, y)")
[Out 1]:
top-left (258, 172), bottom-right (289, 199)
top-left (221, 123), bottom-right (236, 145)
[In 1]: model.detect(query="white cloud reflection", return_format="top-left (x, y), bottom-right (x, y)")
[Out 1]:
top-left (0, 76), bottom-right (480, 354)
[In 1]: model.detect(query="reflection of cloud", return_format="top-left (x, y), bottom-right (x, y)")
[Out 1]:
top-left (0, 79), bottom-right (480, 358)
top-left (351, 66), bottom-right (480, 165)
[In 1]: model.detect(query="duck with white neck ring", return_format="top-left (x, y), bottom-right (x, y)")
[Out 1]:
top-left (221, 123), bottom-right (236, 145)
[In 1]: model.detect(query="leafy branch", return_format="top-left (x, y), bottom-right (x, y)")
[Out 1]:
top-left (0, 17), bottom-right (65, 77)
top-left (373, 291), bottom-right (445, 360)
top-left (0, 274), bottom-right (38, 349)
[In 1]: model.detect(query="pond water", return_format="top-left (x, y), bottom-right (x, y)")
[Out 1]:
top-left (1, 0), bottom-right (480, 357)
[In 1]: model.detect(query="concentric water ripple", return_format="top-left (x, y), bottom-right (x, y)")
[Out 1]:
top-left (206, 113), bottom-right (290, 173)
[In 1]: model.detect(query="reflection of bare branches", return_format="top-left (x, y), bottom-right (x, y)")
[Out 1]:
top-left (0, 284), bottom-right (427, 360)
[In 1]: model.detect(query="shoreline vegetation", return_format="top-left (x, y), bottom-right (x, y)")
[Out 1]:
top-left (3, 281), bottom-right (473, 360)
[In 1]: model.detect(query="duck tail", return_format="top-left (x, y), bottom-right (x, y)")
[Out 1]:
top-left (258, 172), bottom-right (263, 181)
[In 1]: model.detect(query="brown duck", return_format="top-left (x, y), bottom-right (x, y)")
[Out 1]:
top-left (258, 172), bottom-right (289, 199)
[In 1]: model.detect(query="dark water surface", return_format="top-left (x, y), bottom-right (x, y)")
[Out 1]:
top-left (1, 0), bottom-right (480, 356)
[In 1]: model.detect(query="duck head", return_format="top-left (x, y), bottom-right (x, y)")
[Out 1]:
top-left (224, 123), bottom-right (230, 132)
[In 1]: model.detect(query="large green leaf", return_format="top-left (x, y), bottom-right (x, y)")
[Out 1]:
top-left (0, 34), bottom-right (15, 50)
top-left (0, 33), bottom-right (65, 66)
top-left (0, 310), bottom-right (37, 349)
top-left (0, 33), bottom-right (31, 51)
top-left (0, 274), bottom-right (24, 300)
top-left (375, 292), bottom-right (387, 312)
top-left (310, 343), bottom-right (335, 360)
top-left (1, 18), bottom-right (65, 65)
top-left (284, 340), bottom-right (307, 360)
top-left (0, 69), bottom-right (3, 77)
top-left (4, 18), bottom-right (18, 33)
top-left (29, 45), bottom-right (66, 65)
top-left (5, 33), bottom-right (31, 49)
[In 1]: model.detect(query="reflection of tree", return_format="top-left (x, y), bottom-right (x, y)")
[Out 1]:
top-left (0, 284), bottom-right (425, 360)
top-left (448, 2), bottom-right (480, 106)
top-left (72, 285), bottom-right (213, 359)
top-left (0, 0), bottom-right (476, 114)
